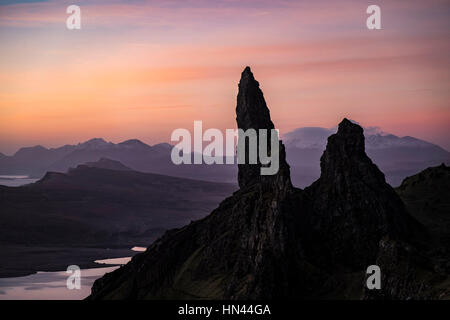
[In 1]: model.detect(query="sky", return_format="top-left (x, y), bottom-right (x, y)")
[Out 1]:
top-left (0, 0), bottom-right (449, 155)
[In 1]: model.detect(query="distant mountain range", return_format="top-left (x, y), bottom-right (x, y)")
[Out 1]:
top-left (1, 124), bottom-right (448, 188)
top-left (0, 138), bottom-right (236, 184)
top-left (284, 124), bottom-right (449, 187)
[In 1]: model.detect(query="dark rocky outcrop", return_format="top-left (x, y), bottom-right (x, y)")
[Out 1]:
top-left (395, 163), bottom-right (450, 296)
top-left (303, 119), bottom-right (425, 271)
top-left (396, 163), bottom-right (450, 245)
top-left (88, 67), bottom-right (447, 300)
top-left (89, 67), bottom-right (309, 299)
top-left (236, 67), bottom-right (291, 192)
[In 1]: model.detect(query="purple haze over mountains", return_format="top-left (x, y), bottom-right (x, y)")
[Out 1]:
top-left (0, 124), bottom-right (448, 187)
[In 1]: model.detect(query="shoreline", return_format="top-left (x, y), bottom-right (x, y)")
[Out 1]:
top-left (0, 245), bottom-right (138, 278)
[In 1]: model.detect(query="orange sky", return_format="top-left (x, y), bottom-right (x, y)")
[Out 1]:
top-left (0, 0), bottom-right (449, 154)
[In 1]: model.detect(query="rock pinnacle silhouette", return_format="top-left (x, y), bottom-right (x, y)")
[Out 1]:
top-left (89, 67), bottom-right (435, 300)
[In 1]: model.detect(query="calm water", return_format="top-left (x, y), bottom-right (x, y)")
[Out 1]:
top-left (94, 247), bottom-right (145, 265)
top-left (0, 246), bottom-right (146, 300)
top-left (0, 266), bottom-right (119, 300)
top-left (0, 175), bottom-right (39, 187)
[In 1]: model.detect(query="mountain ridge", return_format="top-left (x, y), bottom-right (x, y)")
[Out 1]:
top-left (284, 125), bottom-right (449, 187)
top-left (88, 67), bottom-right (445, 300)
top-left (2, 127), bottom-right (447, 188)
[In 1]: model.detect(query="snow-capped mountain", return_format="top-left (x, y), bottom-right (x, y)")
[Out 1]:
top-left (283, 124), bottom-right (445, 151)
top-left (1, 121), bottom-right (448, 188)
top-left (283, 124), bottom-right (449, 187)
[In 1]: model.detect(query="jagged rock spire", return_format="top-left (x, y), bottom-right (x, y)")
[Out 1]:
top-left (319, 118), bottom-right (385, 186)
top-left (305, 118), bottom-right (423, 270)
top-left (88, 68), bottom-right (432, 301)
top-left (236, 66), bottom-right (291, 190)
top-left (236, 67), bottom-right (274, 132)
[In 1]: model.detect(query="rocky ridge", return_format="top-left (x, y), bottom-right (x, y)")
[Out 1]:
top-left (88, 67), bottom-right (447, 300)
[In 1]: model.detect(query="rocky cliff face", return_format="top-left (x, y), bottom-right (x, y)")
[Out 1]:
top-left (395, 163), bottom-right (450, 298)
top-left (89, 67), bottom-right (446, 300)
top-left (89, 67), bottom-right (309, 299)
top-left (304, 119), bottom-right (424, 271)
top-left (396, 163), bottom-right (450, 248)
top-left (236, 67), bottom-right (292, 192)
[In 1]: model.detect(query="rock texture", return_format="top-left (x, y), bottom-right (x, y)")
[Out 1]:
top-left (396, 163), bottom-right (450, 248)
top-left (89, 67), bottom-right (308, 299)
top-left (304, 119), bottom-right (424, 271)
top-left (236, 67), bottom-right (291, 192)
top-left (395, 163), bottom-right (450, 299)
top-left (88, 67), bottom-right (447, 300)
